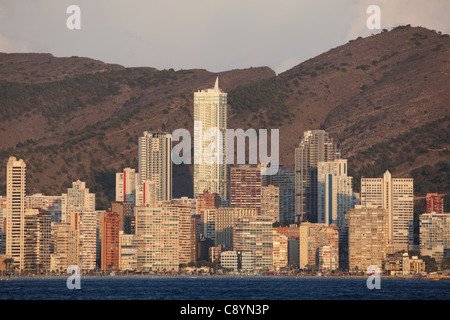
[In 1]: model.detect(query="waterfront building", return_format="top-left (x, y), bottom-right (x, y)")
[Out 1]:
top-left (347, 206), bottom-right (389, 272)
top-left (361, 170), bottom-right (414, 253)
top-left (420, 212), bottom-right (450, 262)
top-left (295, 130), bottom-right (340, 223)
top-left (138, 131), bottom-right (172, 201)
top-left (193, 78), bottom-right (228, 205)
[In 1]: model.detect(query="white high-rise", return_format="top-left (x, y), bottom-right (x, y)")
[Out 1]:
top-left (361, 170), bottom-right (414, 253)
top-left (138, 131), bottom-right (172, 201)
top-left (5, 157), bottom-right (27, 270)
top-left (193, 77), bottom-right (228, 205)
top-left (317, 159), bottom-right (354, 229)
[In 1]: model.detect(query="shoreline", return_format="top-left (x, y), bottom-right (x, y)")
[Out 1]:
top-left (1, 274), bottom-right (447, 281)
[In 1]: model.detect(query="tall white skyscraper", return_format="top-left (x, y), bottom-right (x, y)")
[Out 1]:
top-left (5, 157), bottom-right (27, 270)
top-left (295, 130), bottom-right (340, 223)
top-left (193, 77), bottom-right (228, 205)
top-left (138, 131), bottom-right (172, 201)
top-left (361, 170), bottom-right (414, 253)
top-left (317, 159), bottom-right (354, 229)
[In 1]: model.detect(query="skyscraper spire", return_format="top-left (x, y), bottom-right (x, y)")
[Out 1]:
top-left (214, 76), bottom-right (219, 92)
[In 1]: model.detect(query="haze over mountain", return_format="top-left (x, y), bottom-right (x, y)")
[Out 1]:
top-left (0, 25), bottom-right (448, 209)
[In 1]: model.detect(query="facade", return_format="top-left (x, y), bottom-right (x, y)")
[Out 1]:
top-left (220, 251), bottom-right (238, 271)
top-left (272, 231), bottom-right (288, 271)
top-left (26, 194), bottom-right (63, 223)
top-left (219, 250), bottom-right (253, 272)
top-left (138, 131), bottom-right (172, 201)
top-left (262, 164), bottom-right (296, 225)
top-left (101, 211), bottom-right (120, 271)
top-left (215, 207), bottom-right (257, 251)
top-left (318, 245), bottom-right (338, 271)
top-left (347, 206), bottom-right (389, 272)
top-left (50, 222), bottom-right (77, 272)
top-left (233, 216), bottom-right (273, 271)
top-left (229, 165), bottom-right (262, 214)
top-left (111, 201), bottom-right (132, 234)
top-left (62, 180), bottom-right (95, 223)
top-left (276, 225), bottom-right (300, 266)
top-left (23, 209), bottom-right (38, 272)
top-left (119, 231), bottom-right (137, 271)
top-left (135, 206), bottom-right (179, 272)
top-left (5, 157), bottom-right (27, 270)
top-left (295, 130), bottom-right (340, 223)
top-left (193, 78), bottom-right (228, 205)
top-left (420, 212), bottom-right (450, 262)
top-left (361, 170), bottom-right (414, 253)
top-left (317, 159), bottom-right (354, 229)
top-left (36, 209), bottom-right (52, 272)
top-left (71, 211), bottom-right (99, 271)
top-left (261, 185), bottom-right (280, 224)
top-left (161, 199), bottom-right (197, 265)
top-left (426, 193), bottom-right (444, 214)
top-left (299, 222), bottom-right (339, 270)
top-left (196, 190), bottom-right (220, 238)
top-left (115, 168), bottom-right (138, 204)
top-left (136, 179), bottom-right (158, 207)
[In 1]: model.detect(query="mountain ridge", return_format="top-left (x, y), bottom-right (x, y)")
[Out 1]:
top-left (0, 25), bottom-right (448, 208)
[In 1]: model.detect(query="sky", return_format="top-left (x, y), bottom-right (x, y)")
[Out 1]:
top-left (0, 0), bottom-right (449, 74)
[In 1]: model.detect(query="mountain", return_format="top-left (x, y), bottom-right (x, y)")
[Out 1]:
top-left (0, 25), bottom-right (449, 209)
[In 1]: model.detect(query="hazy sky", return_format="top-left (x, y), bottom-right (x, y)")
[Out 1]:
top-left (0, 0), bottom-right (449, 74)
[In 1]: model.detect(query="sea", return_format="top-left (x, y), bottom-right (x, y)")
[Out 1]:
top-left (0, 276), bottom-right (449, 300)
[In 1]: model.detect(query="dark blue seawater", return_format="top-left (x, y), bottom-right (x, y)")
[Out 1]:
top-left (0, 277), bottom-right (449, 300)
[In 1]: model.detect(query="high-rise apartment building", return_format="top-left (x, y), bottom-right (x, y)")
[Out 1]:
top-left (317, 159), bottom-right (354, 229)
top-left (71, 211), bottom-right (99, 271)
top-left (426, 193), bottom-right (444, 214)
top-left (276, 225), bottom-right (300, 267)
top-left (138, 131), bottom-right (172, 201)
top-left (135, 179), bottom-right (158, 207)
top-left (215, 207), bottom-right (257, 251)
top-left (193, 78), bottom-right (228, 205)
top-left (262, 164), bottom-right (295, 225)
top-left (233, 216), bottom-right (273, 271)
top-left (299, 222), bottom-right (339, 270)
top-left (347, 206), bottom-right (389, 272)
top-left (261, 185), bottom-right (280, 224)
top-left (36, 209), bottom-right (52, 272)
top-left (135, 206), bottom-right (179, 272)
top-left (50, 222), bottom-right (77, 272)
top-left (115, 168), bottom-right (139, 204)
top-left (361, 170), bottom-right (414, 253)
top-left (272, 231), bottom-right (288, 271)
top-left (197, 190), bottom-right (220, 238)
top-left (62, 180), bottom-right (95, 223)
top-left (161, 199), bottom-right (197, 265)
top-left (5, 157), bottom-right (27, 270)
top-left (295, 130), bottom-right (340, 223)
top-left (229, 165), bottom-right (262, 213)
top-left (119, 231), bottom-right (137, 271)
top-left (111, 201), bottom-right (132, 234)
top-left (101, 211), bottom-right (120, 271)
top-left (26, 194), bottom-right (63, 223)
top-left (420, 212), bottom-right (450, 262)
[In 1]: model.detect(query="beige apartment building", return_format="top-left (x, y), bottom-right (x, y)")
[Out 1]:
top-left (347, 206), bottom-right (389, 272)
top-left (361, 170), bottom-right (413, 253)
